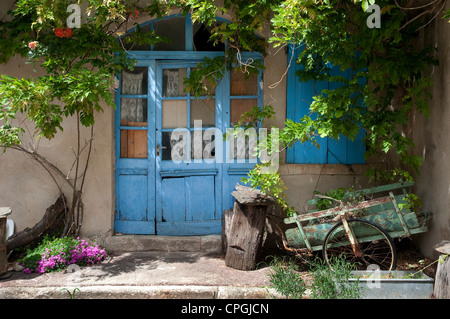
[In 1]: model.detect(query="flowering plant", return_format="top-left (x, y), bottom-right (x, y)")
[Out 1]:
top-left (127, 7), bottom-right (140, 19)
top-left (54, 27), bottom-right (73, 38)
top-left (19, 235), bottom-right (107, 274)
top-left (27, 41), bottom-right (38, 50)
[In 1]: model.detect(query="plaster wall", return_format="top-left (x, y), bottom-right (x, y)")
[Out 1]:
top-left (0, 53), bottom-right (115, 238)
top-left (413, 9), bottom-right (450, 258)
top-left (0, 0), bottom-right (115, 237)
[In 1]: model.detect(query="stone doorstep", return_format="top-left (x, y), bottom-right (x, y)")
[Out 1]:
top-left (0, 286), bottom-right (279, 299)
top-left (104, 235), bottom-right (223, 253)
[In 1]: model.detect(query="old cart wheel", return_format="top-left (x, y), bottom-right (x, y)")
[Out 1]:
top-left (322, 219), bottom-right (397, 271)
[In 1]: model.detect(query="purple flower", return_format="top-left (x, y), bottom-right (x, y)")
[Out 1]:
top-left (21, 237), bottom-right (107, 274)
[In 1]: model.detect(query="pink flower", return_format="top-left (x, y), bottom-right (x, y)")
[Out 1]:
top-left (21, 237), bottom-right (107, 274)
top-left (28, 41), bottom-right (38, 50)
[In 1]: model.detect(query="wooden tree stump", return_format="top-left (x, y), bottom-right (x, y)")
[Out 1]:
top-left (225, 184), bottom-right (275, 271)
top-left (6, 194), bottom-right (67, 252)
top-left (434, 241), bottom-right (450, 299)
top-left (221, 209), bottom-right (233, 255)
top-left (0, 208), bottom-right (12, 276)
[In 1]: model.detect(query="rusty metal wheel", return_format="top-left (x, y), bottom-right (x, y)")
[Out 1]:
top-left (322, 219), bottom-right (397, 271)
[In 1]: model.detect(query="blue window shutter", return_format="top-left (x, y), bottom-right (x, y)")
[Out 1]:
top-left (326, 66), bottom-right (349, 164)
top-left (286, 46), bottom-right (365, 164)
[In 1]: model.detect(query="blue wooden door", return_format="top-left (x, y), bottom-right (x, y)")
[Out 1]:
top-left (115, 60), bottom-right (223, 235)
top-left (115, 62), bottom-right (157, 234)
top-left (154, 61), bottom-right (223, 235)
top-left (113, 14), bottom-right (265, 235)
top-left (115, 59), bottom-right (262, 235)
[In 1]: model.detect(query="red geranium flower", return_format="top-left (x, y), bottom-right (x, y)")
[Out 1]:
top-left (55, 27), bottom-right (73, 38)
top-left (63, 27), bottom-right (73, 38)
top-left (127, 7), bottom-right (139, 19)
top-left (55, 28), bottom-right (65, 38)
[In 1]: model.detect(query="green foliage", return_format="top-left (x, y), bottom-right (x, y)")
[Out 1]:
top-left (19, 235), bottom-right (79, 273)
top-left (398, 193), bottom-right (422, 212)
top-left (224, 103), bottom-right (296, 215)
top-left (242, 164), bottom-right (296, 216)
top-left (365, 167), bottom-right (414, 184)
top-left (19, 235), bottom-right (107, 274)
top-left (267, 256), bottom-right (306, 299)
top-left (269, 0), bottom-right (437, 176)
top-left (313, 185), bottom-right (369, 210)
top-left (184, 56), bottom-right (226, 98)
top-left (221, 0), bottom-right (439, 217)
top-left (236, 105), bottom-right (276, 129)
top-left (313, 187), bottom-right (348, 210)
top-left (309, 256), bottom-right (364, 299)
top-left (0, 124), bottom-right (23, 150)
top-left (268, 255), bottom-right (364, 299)
top-left (60, 287), bottom-right (81, 299)
top-left (443, 9), bottom-right (450, 22)
top-left (0, 0), bottom-right (138, 143)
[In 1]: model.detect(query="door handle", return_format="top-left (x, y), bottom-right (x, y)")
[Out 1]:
top-left (156, 145), bottom-right (167, 156)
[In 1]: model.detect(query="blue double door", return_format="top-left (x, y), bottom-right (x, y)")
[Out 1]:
top-left (115, 60), bottom-right (253, 235)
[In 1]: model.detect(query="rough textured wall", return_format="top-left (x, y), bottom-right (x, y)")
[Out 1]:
top-left (413, 7), bottom-right (450, 258)
top-left (0, 54), bottom-right (115, 238)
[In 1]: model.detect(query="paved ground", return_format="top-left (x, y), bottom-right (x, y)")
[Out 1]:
top-left (0, 251), bottom-right (276, 299)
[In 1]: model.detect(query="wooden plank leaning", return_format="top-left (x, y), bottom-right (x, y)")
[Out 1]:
top-left (389, 191), bottom-right (411, 237)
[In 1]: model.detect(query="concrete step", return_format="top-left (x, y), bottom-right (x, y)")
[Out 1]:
top-left (0, 285), bottom-right (277, 299)
top-left (104, 235), bottom-right (222, 253)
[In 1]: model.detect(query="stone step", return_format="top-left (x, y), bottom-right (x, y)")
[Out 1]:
top-left (104, 235), bottom-right (222, 253)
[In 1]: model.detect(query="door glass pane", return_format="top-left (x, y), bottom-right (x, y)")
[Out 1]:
top-left (190, 67), bottom-right (216, 95)
top-left (120, 129), bottom-right (147, 158)
top-left (162, 130), bottom-right (188, 161)
top-left (229, 128), bottom-right (257, 160)
top-left (191, 99), bottom-right (215, 127)
top-left (162, 100), bottom-right (187, 128)
top-left (120, 24), bottom-right (152, 51)
top-left (230, 69), bottom-right (258, 95)
top-left (163, 68), bottom-right (187, 97)
top-left (230, 99), bottom-right (257, 126)
top-left (121, 67), bottom-right (148, 95)
top-left (191, 130), bottom-right (215, 160)
top-left (154, 17), bottom-right (185, 51)
top-left (193, 21), bottom-right (225, 52)
top-left (120, 98), bottom-right (147, 126)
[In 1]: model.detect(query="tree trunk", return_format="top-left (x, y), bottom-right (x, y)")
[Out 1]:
top-left (225, 201), bottom-right (268, 270)
top-left (6, 194), bottom-right (68, 253)
top-left (434, 256), bottom-right (450, 299)
top-left (434, 241), bottom-right (450, 299)
top-left (221, 209), bottom-right (233, 255)
top-left (231, 184), bottom-right (275, 206)
top-left (224, 185), bottom-right (275, 271)
top-left (0, 217), bottom-right (7, 275)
